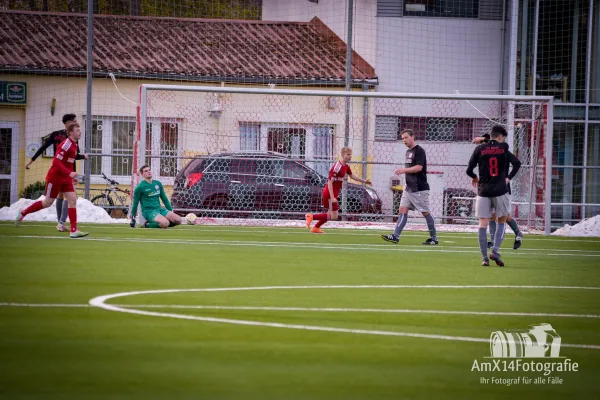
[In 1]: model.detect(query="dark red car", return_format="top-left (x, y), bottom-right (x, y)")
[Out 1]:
top-left (171, 152), bottom-right (382, 220)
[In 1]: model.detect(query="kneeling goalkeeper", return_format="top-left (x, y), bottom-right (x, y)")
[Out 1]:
top-left (130, 165), bottom-right (182, 229)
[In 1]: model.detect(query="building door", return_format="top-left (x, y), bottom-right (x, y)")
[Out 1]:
top-left (0, 122), bottom-right (19, 207)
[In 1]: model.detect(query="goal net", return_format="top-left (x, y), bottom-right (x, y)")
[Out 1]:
top-left (136, 85), bottom-right (551, 232)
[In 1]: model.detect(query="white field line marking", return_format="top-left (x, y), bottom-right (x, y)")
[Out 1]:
top-left (88, 286), bottom-right (600, 350)
top-left (3, 235), bottom-right (600, 256)
top-left (121, 305), bottom-right (600, 319)
top-left (3, 302), bottom-right (600, 319)
top-left (0, 303), bottom-right (89, 307)
top-left (3, 222), bottom-right (600, 242)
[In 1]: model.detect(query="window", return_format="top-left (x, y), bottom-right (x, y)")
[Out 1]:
top-left (375, 116), bottom-right (399, 141)
top-left (267, 128), bottom-right (306, 158)
top-left (313, 125), bottom-right (334, 177)
top-left (404, 0), bottom-right (479, 19)
top-left (230, 159), bottom-right (257, 175)
top-left (86, 117), bottom-right (181, 183)
top-left (375, 115), bottom-right (474, 142)
top-left (111, 120), bottom-right (136, 177)
top-left (283, 161), bottom-right (309, 180)
top-left (146, 121), bottom-right (179, 180)
top-left (240, 123), bottom-right (260, 151)
top-left (238, 123), bottom-right (334, 177)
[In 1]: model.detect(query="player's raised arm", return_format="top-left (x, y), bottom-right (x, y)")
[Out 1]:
top-left (466, 147), bottom-right (480, 180)
top-left (28, 134), bottom-right (55, 166)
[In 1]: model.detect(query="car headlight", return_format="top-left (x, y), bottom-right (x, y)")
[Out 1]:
top-left (365, 187), bottom-right (378, 201)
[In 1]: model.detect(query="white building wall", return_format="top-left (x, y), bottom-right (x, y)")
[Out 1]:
top-left (261, 0), bottom-right (378, 68)
top-left (376, 17), bottom-right (504, 94)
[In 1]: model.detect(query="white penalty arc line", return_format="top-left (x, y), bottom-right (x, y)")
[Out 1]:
top-left (88, 286), bottom-right (600, 350)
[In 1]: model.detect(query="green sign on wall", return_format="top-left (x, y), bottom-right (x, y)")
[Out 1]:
top-left (0, 82), bottom-right (27, 105)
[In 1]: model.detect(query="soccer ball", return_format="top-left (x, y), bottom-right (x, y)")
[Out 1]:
top-left (185, 213), bottom-right (197, 225)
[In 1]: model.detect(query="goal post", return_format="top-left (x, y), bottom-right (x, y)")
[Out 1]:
top-left (136, 84), bottom-right (553, 233)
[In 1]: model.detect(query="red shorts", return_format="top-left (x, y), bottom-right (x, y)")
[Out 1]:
top-left (45, 180), bottom-right (74, 199)
top-left (322, 193), bottom-right (339, 211)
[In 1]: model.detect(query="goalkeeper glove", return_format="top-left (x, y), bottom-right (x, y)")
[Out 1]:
top-left (130, 218), bottom-right (136, 228)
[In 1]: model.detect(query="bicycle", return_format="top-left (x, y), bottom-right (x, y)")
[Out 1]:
top-left (91, 173), bottom-right (131, 218)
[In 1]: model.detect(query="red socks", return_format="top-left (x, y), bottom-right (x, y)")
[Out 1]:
top-left (68, 207), bottom-right (77, 233)
top-left (22, 201), bottom-right (43, 217)
top-left (314, 213), bottom-right (329, 228)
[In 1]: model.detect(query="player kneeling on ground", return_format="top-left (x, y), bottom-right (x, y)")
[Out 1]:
top-left (130, 165), bottom-right (183, 229)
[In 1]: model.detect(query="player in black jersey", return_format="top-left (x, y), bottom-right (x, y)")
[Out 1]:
top-left (381, 129), bottom-right (438, 245)
top-left (474, 133), bottom-right (524, 249)
top-left (467, 126), bottom-right (521, 266)
top-left (25, 114), bottom-right (87, 231)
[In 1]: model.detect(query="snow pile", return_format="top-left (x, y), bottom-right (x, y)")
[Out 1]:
top-left (552, 215), bottom-right (600, 237)
top-left (0, 197), bottom-right (128, 224)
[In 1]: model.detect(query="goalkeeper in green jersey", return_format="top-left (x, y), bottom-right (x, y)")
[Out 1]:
top-left (130, 165), bottom-right (183, 229)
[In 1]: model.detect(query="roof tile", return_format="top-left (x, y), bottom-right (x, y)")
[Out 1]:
top-left (0, 11), bottom-right (376, 83)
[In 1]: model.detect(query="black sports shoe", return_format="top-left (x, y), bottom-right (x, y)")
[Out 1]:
top-left (513, 234), bottom-right (523, 250)
top-left (482, 258), bottom-right (490, 267)
top-left (422, 238), bottom-right (439, 245)
top-left (381, 234), bottom-right (399, 244)
top-left (487, 241), bottom-right (493, 249)
top-left (490, 251), bottom-right (505, 267)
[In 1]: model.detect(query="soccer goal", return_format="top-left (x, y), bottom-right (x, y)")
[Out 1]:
top-left (135, 84), bottom-right (553, 233)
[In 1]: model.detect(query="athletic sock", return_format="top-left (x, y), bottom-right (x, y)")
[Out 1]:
top-left (314, 213), bottom-right (329, 229)
top-left (488, 220), bottom-right (497, 243)
top-left (68, 207), bottom-right (77, 233)
top-left (493, 223), bottom-right (506, 254)
top-left (147, 222), bottom-right (161, 229)
top-left (507, 218), bottom-right (521, 236)
top-left (478, 228), bottom-right (489, 259)
top-left (55, 198), bottom-right (64, 221)
top-left (424, 214), bottom-right (437, 240)
top-left (22, 201), bottom-right (44, 217)
top-left (393, 214), bottom-right (408, 238)
top-left (59, 200), bottom-right (69, 224)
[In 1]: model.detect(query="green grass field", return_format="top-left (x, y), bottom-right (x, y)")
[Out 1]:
top-left (1, 222), bottom-right (599, 399)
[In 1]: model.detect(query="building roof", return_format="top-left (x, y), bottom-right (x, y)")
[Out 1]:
top-left (0, 11), bottom-right (377, 85)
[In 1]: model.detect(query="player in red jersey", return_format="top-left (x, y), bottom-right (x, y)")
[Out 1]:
top-left (305, 147), bottom-right (372, 233)
top-left (16, 123), bottom-right (89, 238)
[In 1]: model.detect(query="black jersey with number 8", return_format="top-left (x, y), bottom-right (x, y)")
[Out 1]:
top-left (466, 140), bottom-right (521, 197)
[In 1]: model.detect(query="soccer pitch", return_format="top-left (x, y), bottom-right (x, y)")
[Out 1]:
top-left (1, 222), bottom-right (599, 399)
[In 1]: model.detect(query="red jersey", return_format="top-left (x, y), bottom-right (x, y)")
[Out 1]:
top-left (46, 138), bottom-right (77, 182)
top-left (323, 161), bottom-right (352, 198)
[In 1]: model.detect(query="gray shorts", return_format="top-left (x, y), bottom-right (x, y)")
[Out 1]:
top-left (399, 190), bottom-right (430, 213)
top-left (476, 194), bottom-right (511, 219)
